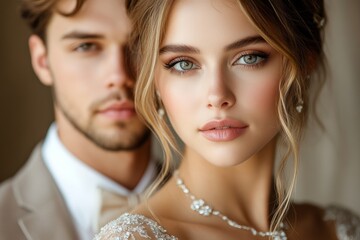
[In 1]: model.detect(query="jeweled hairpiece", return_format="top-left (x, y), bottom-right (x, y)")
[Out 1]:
top-left (313, 13), bottom-right (325, 29)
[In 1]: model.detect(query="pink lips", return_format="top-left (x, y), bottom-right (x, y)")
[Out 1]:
top-left (97, 101), bottom-right (136, 120)
top-left (199, 119), bottom-right (248, 142)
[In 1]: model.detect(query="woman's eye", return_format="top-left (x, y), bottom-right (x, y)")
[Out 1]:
top-left (234, 54), bottom-right (267, 65)
top-left (165, 59), bottom-right (199, 73)
top-left (74, 42), bottom-right (99, 52)
top-left (174, 61), bottom-right (194, 71)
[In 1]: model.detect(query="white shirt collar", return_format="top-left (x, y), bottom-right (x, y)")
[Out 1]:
top-left (42, 123), bottom-right (157, 240)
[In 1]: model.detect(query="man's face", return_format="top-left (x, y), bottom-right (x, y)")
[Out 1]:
top-left (31, 0), bottom-right (149, 151)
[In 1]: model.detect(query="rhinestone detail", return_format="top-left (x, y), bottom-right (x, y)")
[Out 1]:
top-left (175, 171), bottom-right (287, 240)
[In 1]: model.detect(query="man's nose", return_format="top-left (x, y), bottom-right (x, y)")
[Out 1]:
top-left (105, 46), bottom-right (134, 89)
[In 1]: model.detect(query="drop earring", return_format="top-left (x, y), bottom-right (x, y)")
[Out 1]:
top-left (296, 75), bottom-right (309, 113)
top-left (296, 99), bottom-right (304, 113)
top-left (158, 107), bottom-right (165, 119)
top-left (156, 91), bottom-right (165, 119)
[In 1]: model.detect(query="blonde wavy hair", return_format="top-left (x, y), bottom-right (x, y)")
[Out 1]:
top-left (126, 0), bottom-right (326, 233)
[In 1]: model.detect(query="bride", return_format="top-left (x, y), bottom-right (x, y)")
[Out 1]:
top-left (96, 0), bottom-right (360, 239)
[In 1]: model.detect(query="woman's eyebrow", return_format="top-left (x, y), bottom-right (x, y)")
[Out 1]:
top-left (225, 35), bottom-right (266, 51)
top-left (159, 35), bottom-right (265, 55)
top-left (159, 45), bottom-right (200, 55)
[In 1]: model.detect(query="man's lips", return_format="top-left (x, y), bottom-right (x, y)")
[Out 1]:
top-left (98, 100), bottom-right (134, 111)
top-left (97, 101), bottom-right (136, 120)
top-left (199, 119), bottom-right (248, 142)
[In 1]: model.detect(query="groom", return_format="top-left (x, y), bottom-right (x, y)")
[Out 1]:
top-left (0, 0), bottom-right (159, 239)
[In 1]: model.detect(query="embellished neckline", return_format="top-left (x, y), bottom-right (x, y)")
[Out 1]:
top-left (174, 170), bottom-right (287, 240)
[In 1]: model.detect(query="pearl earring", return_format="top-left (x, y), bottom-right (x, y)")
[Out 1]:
top-left (158, 107), bottom-right (165, 118)
top-left (296, 99), bottom-right (304, 113)
top-left (296, 75), bottom-right (310, 113)
top-left (156, 91), bottom-right (165, 119)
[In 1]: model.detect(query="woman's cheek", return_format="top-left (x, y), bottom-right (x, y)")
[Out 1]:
top-left (241, 77), bottom-right (280, 119)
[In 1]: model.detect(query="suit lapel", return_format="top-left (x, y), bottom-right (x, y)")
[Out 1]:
top-left (18, 201), bottom-right (78, 240)
top-left (12, 144), bottom-right (78, 240)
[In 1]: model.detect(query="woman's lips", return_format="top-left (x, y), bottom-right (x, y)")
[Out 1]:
top-left (199, 119), bottom-right (248, 142)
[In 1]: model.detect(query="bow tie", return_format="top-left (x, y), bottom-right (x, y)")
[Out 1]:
top-left (97, 188), bottom-right (143, 230)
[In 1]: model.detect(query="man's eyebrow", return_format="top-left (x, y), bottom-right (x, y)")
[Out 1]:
top-left (159, 45), bottom-right (200, 55)
top-left (225, 36), bottom-right (266, 51)
top-left (62, 31), bottom-right (104, 40)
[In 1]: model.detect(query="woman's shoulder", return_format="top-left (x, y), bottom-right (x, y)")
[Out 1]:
top-left (94, 213), bottom-right (178, 240)
top-left (292, 203), bottom-right (360, 240)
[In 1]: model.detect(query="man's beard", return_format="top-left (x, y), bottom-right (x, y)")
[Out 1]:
top-left (53, 89), bottom-right (150, 151)
top-left (60, 103), bottom-right (150, 151)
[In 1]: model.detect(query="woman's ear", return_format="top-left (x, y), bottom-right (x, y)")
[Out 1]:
top-left (28, 34), bottom-right (53, 86)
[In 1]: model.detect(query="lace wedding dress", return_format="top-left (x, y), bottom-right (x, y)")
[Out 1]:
top-left (94, 206), bottom-right (360, 240)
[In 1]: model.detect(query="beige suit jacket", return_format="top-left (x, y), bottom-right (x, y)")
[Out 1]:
top-left (0, 144), bottom-right (78, 240)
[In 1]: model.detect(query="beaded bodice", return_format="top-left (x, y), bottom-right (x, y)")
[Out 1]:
top-left (95, 213), bottom-right (178, 240)
top-left (324, 206), bottom-right (360, 239)
top-left (95, 206), bottom-right (360, 240)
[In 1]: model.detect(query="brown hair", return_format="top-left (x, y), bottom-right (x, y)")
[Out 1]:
top-left (127, 0), bottom-right (326, 232)
top-left (20, 0), bottom-right (87, 41)
top-left (20, 0), bottom-right (135, 41)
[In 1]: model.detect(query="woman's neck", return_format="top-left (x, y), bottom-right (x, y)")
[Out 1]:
top-left (177, 139), bottom-right (277, 231)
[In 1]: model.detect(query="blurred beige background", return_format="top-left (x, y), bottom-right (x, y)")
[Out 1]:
top-left (294, 0), bottom-right (360, 214)
top-left (0, 1), bottom-right (53, 181)
top-left (0, 1), bottom-right (359, 214)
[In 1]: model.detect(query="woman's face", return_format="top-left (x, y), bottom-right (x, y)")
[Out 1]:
top-left (156, 0), bottom-right (282, 167)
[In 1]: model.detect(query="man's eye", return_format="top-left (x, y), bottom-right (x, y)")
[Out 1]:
top-left (74, 43), bottom-right (99, 52)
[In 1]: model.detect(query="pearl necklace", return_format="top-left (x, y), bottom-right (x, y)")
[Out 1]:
top-left (175, 171), bottom-right (287, 240)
